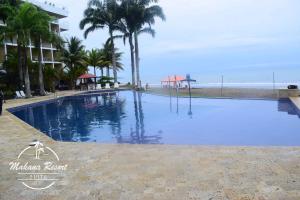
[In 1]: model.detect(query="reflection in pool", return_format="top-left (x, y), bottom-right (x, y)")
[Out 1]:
top-left (9, 91), bottom-right (300, 146)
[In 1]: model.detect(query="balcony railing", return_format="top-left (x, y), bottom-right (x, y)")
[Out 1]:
top-left (5, 38), bottom-right (18, 44)
top-left (43, 57), bottom-right (53, 62)
top-left (41, 42), bottom-right (52, 48)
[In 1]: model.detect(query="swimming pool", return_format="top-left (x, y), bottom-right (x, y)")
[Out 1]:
top-left (9, 91), bottom-right (300, 146)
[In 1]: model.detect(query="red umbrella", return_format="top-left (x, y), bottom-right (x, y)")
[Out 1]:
top-left (161, 75), bottom-right (185, 82)
top-left (78, 73), bottom-right (96, 79)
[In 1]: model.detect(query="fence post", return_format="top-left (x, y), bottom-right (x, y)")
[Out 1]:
top-left (221, 75), bottom-right (224, 97)
top-left (273, 72), bottom-right (275, 91)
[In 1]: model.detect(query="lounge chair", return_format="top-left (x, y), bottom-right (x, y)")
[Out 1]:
top-left (88, 84), bottom-right (95, 90)
top-left (15, 91), bottom-right (23, 99)
top-left (19, 91), bottom-right (26, 97)
top-left (114, 82), bottom-right (119, 89)
top-left (96, 84), bottom-right (102, 90)
top-left (105, 83), bottom-right (110, 89)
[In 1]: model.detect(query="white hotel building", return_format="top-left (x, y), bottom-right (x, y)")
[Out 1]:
top-left (0, 0), bottom-right (68, 68)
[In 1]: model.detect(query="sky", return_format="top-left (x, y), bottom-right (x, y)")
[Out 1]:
top-left (51, 0), bottom-right (300, 84)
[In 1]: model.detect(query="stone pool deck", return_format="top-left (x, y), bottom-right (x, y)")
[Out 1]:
top-left (290, 97), bottom-right (300, 110)
top-left (0, 92), bottom-right (300, 200)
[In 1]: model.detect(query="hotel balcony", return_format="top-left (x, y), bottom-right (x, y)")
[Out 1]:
top-left (4, 38), bottom-right (18, 46)
top-left (41, 42), bottom-right (52, 49)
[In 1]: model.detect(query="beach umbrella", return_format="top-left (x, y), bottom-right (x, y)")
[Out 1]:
top-left (161, 75), bottom-right (185, 88)
top-left (78, 74), bottom-right (97, 91)
top-left (181, 74), bottom-right (196, 117)
top-left (181, 74), bottom-right (196, 96)
top-left (161, 75), bottom-right (185, 83)
top-left (78, 73), bottom-right (97, 79)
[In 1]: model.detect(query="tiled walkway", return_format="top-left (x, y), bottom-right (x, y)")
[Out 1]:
top-left (0, 92), bottom-right (300, 200)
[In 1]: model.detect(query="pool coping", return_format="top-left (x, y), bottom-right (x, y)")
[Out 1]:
top-left (289, 97), bottom-right (300, 110)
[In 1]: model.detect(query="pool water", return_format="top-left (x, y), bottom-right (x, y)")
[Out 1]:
top-left (9, 91), bottom-right (300, 146)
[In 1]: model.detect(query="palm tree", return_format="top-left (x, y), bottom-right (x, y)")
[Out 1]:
top-left (119, 0), bottom-right (165, 88)
top-left (118, 1), bottom-right (137, 87)
top-left (80, 0), bottom-right (122, 84)
top-left (30, 8), bottom-right (53, 96)
top-left (101, 40), bottom-right (123, 78)
top-left (118, 0), bottom-right (165, 88)
top-left (44, 65), bottom-right (60, 92)
top-left (5, 3), bottom-right (42, 97)
top-left (60, 37), bottom-right (87, 89)
top-left (1, 0), bottom-right (24, 89)
top-left (98, 49), bottom-right (106, 77)
top-left (85, 49), bottom-right (104, 76)
top-left (134, 0), bottom-right (165, 88)
top-left (0, 0), bottom-right (19, 22)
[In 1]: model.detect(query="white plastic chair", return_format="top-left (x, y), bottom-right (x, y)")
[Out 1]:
top-left (114, 82), bottom-right (119, 89)
top-left (96, 84), bottom-right (102, 90)
top-left (20, 91), bottom-right (26, 97)
top-left (15, 91), bottom-right (23, 98)
top-left (105, 83), bottom-right (110, 89)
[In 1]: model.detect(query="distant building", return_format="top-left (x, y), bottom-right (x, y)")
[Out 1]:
top-left (0, 0), bottom-right (68, 68)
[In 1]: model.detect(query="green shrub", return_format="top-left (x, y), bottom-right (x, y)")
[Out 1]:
top-left (97, 76), bottom-right (114, 87)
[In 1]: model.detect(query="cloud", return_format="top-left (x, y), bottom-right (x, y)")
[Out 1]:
top-left (48, 0), bottom-right (300, 83)
top-left (144, 35), bottom-right (292, 55)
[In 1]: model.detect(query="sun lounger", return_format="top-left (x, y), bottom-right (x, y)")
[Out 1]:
top-left (96, 84), bottom-right (102, 90)
top-left (114, 83), bottom-right (119, 89)
top-left (15, 91), bottom-right (23, 99)
top-left (19, 91), bottom-right (26, 97)
top-left (88, 84), bottom-right (95, 90)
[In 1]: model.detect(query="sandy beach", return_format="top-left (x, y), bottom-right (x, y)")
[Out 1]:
top-left (146, 87), bottom-right (300, 99)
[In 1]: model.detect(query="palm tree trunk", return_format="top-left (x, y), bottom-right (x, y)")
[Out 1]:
top-left (134, 31), bottom-right (141, 88)
top-left (38, 38), bottom-right (46, 96)
top-left (109, 30), bottom-right (117, 83)
top-left (93, 65), bottom-right (96, 76)
top-left (106, 67), bottom-right (110, 77)
top-left (133, 90), bottom-right (140, 141)
top-left (71, 64), bottom-right (76, 90)
top-left (17, 42), bottom-right (23, 88)
top-left (129, 35), bottom-right (136, 87)
top-left (101, 68), bottom-right (104, 77)
top-left (23, 46), bottom-right (32, 98)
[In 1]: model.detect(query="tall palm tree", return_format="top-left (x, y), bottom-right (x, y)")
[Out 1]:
top-left (30, 8), bottom-right (53, 96)
top-left (80, 0), bottom-right (122, 84)
top-left (118, 1), bottom-right (137, 87)
top-left (85, 49), bottom-right (104, 76)
top-left (1, 0), bottom-right (23, 88)
top-left (60, 37), bottom-right (87, 89)
top-left (133, 0), bottom-right (165, 88)
top-left (5, 3), bottom-right (42, 97)
top-left (118, 0), bottom-right (165, 88)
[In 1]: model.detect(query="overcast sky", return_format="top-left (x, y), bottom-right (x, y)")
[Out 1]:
top-left (50, 0), bottom-right (300, 84)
